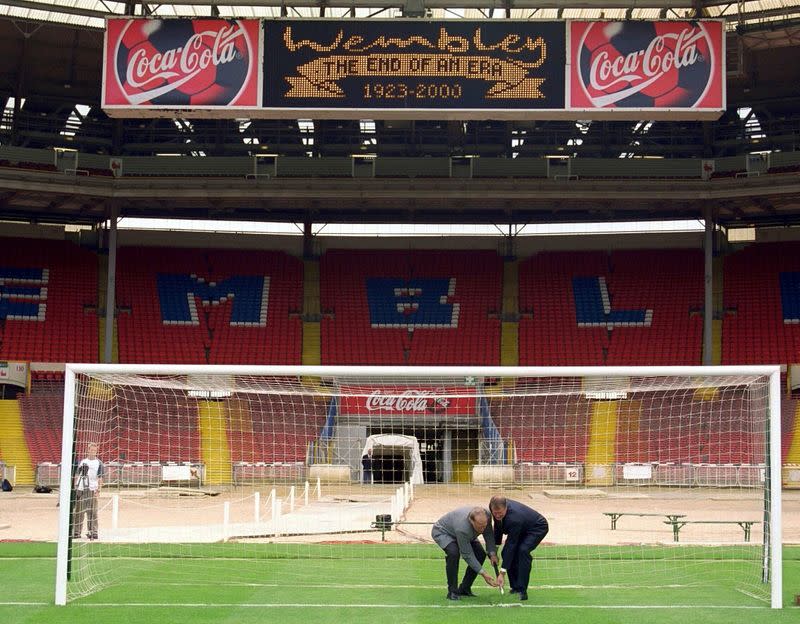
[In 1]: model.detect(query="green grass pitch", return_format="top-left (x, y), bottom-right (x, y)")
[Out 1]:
top-left (0, 543), bottom-right (798, 624)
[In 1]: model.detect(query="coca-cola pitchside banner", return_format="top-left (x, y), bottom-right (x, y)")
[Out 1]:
top-left (569, 20), bottom-right (724, 112)
top-left (103, 19), bottom-right (261, 110)
top-left (339, 386), bottom-right (477, 418)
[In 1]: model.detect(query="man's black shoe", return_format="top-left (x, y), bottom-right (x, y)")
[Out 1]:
top-left (520, 592), bottom-right (528, 601)
top-left (446, 591), bottom-right (461, 601)
top-left (509, 588), bottom-right (519, 594)
top-left (456, 588), bottom-right (477, 597)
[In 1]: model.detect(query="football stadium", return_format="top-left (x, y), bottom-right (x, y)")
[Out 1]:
top-left (0, 2), bottom-right (799, 623)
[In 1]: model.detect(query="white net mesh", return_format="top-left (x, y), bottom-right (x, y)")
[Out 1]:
top-left (58, 367), bottom-right (777, 607)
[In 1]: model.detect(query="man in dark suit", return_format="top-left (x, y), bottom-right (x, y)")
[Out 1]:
top-left (489, 495), bottom-right (549, 601)
top-left (361, 448), bottom-right (374, 484)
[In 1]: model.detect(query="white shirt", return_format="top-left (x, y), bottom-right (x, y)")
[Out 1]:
top-left (75, 458), bottom-right (104, 492)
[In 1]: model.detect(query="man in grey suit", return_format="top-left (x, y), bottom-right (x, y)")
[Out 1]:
top-left (431, 506), bottom-right (499, 600)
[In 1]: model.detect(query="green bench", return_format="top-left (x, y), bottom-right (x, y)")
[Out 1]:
top-left (603, 512), bottom-right (686, 530)
top-left (663, 519), bottom-right (761, 542)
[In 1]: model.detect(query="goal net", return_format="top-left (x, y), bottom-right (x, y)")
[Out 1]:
top-left (56, 365), bottom-right (782, 608)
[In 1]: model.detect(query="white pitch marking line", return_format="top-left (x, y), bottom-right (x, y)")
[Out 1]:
top-left (60, 603), bottom-right (772, 609)
top-left (131, 580), bottom-right (698, 590)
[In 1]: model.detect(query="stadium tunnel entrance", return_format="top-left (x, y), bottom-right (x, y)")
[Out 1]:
top-left (365, 426), bottom-right (478, 484)
top-left (366, 427), bottom-right (443, 483)
top-left (362, 433), bottom-right (423, 484)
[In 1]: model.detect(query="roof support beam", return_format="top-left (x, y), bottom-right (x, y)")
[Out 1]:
top-left (3, 0), bottom-right (110, 19)
top-left (4, 0), bottom-right (800, 34)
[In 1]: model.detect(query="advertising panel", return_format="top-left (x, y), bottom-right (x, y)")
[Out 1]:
top-left (103, 18), bottom-right (262, 112)
top-left (568, 20), bottom-right (724, 114)
top-left (339, 385), bottom-right (477, 417)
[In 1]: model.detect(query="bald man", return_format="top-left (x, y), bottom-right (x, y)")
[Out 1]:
top-left (431, 505), bottom-right (499, 600)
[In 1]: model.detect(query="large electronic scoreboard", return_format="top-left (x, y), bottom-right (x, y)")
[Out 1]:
top-left (103, 18), bottom-right (724, 120)
top-left (263, 20), bottom-right (565, 117)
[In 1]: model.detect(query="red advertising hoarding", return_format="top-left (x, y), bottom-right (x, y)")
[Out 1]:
top-left (568, 20), bottom-right (724, 114)
top-left (103, 18), bottom-right (261, 113)
top-left (339, 386), bottom-right (477, 418)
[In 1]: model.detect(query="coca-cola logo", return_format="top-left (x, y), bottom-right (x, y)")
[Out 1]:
top-left (107, 19), bottom-right (258, 107)
top-left (365, 390), bottom-right (450, 413)
top-left (573, 21), bottom-right (720, 109)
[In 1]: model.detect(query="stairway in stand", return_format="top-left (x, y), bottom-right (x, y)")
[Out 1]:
top-left (0, 400), bottom-right (35, 485)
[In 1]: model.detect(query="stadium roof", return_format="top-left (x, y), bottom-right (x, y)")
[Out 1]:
top-left (1, 1), bottom-right (800, 38)
top-left (1, 1), bottom-right (800, 228)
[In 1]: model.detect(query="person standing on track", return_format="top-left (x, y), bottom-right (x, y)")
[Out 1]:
top-left (73, 442), bottom-right (104, 540)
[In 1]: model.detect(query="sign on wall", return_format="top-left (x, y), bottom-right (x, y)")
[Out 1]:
top-left (103, 18), bottom-right (262, 113)
top-left (568, 20), bottom-right (724, 114)
top-left (339, 385), bottom-right (477, 418)
top-left (0, 361), bottom-right (29, 390)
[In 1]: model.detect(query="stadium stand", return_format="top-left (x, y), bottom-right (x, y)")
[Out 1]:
top-left (320, 249), bottom-right (502, 365)
top-left (116, 247), bottom-right (303, 364)
top-left (226, 394), bottom-right (328, 464)
top-left (519, 249), bottom-right (703, 366)
top-left (19, 389), bottom-right (64, 464)
top-left (605, 249), bottom-right (704, 365)
top-left (615, 392), bottom-right (763, 464)
top-left (519, 251), bottom-right (609, 365)
top-left (112, 389), bottom-right (200, 463)
top-left (722, 242), bottom-right (800, 364)
top-left (489, 394), bottom-right (591, 463)
top-left (0, 237), bottom-right (98, 363)
top-left (17, 387), bottom-right (328, 475)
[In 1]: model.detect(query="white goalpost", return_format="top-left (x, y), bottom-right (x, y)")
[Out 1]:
top-left (55, 364), bottom-right (782, 608)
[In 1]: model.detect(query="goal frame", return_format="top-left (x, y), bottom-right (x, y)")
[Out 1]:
top-left (55, 364), bottom-right (783, 608)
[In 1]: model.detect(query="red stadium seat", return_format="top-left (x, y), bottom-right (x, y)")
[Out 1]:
top-left (320, 250), bottom-right (502, 365)
top-left (722, 242), bottom-right (800, 364)
top-left (0, 238), bottom-right (98, 363)
top-left (116, 247), bottom-right (302, 365)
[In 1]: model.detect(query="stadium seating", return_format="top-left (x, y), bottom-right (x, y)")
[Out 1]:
top-left (519, 249), bottom-right (703, 366)
top-left (781, 397), bottom-right (800, 461)
top-left (112, 390), bottom-right (200, 463)
top-left (116, 247), bottom-right (303, 364)
top-left (605, 249), bottom-right (703, 365)
top-left (18, 388), bottom-right (326, 467)
top-left (0, 237), bottom-right (98, 363)
top-left (518, 251), bottom-right (609, 365)
top-left (489, 393), bottom-right (591, 463)
top-left (226, 394), bottom-right (327, 463)
top-left (722, 242), bottom-right (800, 364)
top-left (19, 390), bottom-right (64, 464)
top-left (320, 249), bottom-right (502, 365)
top-left (615, 392), bottom-right (762, 464)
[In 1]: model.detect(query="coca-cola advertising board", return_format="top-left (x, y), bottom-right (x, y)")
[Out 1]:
top-left (339, 386), bottom-right (477, 418)
top-left (103, 19), bottom-right (261, 114)
top-left (569, 21), bottom-right (724, 115)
